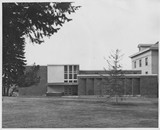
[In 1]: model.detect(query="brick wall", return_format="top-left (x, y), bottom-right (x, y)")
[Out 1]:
top-left (132, 78), bottom-right (140, 95)
top-left (78, 75), bottom-right (158, 97)
top-left (78, 78), bottom-right (86, 95)
top-left (140, 76), bottom-right (158, 97)
top-left (94, 78), bottom-right (102, 95)
top-left (86, 78), bottom-right (94, 95)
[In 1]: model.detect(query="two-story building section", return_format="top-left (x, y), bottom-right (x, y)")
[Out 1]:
top-left (47, 64), bottom-right (79, 96)
top-left (130, 42), bottom-right (159, 74)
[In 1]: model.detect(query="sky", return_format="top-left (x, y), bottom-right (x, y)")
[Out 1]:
top-left (25, 0), bottom-right (160, 70)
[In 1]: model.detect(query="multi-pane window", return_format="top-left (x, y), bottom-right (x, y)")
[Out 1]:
top-left (64, 74), bottom-right (67, 79)
top-left (69, 66), bottom-right (72, 73)
top-left (69, 73), bottom-right (72, 79)
top-left (139, 59), bottom-right (142, 67)
top-left (64, 65), bottom-right (78, 83)
top-left (74, 74), bottom-right (77, 79)
top-left (134, 61), bottom-right (136, 68)
top-left (64, 66), bottom-right (68, 80)
top-left (64, 66), bottom-right (67, 72)
top-left (145, 57), bottom-right (148, 66)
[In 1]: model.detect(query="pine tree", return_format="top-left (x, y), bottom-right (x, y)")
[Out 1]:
top-left (103, 49), bottom-right (125, 103)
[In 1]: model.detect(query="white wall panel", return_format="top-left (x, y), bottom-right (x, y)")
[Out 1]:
top-left (47, 65), bottom-right (64, 83)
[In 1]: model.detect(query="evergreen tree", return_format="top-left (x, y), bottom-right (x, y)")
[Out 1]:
top-left (103, 49), bottom-right (125, 103)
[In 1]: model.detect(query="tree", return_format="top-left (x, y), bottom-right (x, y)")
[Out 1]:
top-left (18, 63), bottom-right (40, 88)
top-left (102, 49), bottom-right (125, 103)
top-left (2, 2), bottom-right (80, 96)
top-left (4, 64), bottom-right (40, 96)
top-left (8, 64), bottom-right (40, 96)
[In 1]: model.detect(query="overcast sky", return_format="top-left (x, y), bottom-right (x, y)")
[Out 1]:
top-left (25, 0), bottom-right (160, 70)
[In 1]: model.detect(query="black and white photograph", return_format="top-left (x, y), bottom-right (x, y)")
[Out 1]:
top-left (2, 0), bottom-right (159, 128)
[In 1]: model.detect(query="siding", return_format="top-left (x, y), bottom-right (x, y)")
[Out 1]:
top-left (47, 65), bottom-right (64, 83)
top-left (131, 51), bottom-right (152, 74)
top-left (151, 50), bottom-right (159, 74)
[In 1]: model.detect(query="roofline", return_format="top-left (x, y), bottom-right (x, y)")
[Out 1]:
top-left (25, 65), bottom-right (47, 67)
top-left (78, 74), bottom-right (158, 77)
top-left (47, 64), bottom-right (79, 66)
top-left (138, 44), bottom-right (153, 48)
top-left (129, 48), bottom-right (150, 58)
top-left (80, 70), bottom-right (141, 71)
top-left (131, 42), bottom-right (159, 58)
top-left (47, 83), bottom-right (78, 85)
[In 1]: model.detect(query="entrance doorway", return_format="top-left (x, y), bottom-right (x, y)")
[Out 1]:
top-left (64, 86), bottom-right (78, 96)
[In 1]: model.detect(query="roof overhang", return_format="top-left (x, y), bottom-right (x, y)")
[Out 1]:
top-left (129, 48), bottom-right (150, 58)
top-left (47, 83), bottom-right (78, 85)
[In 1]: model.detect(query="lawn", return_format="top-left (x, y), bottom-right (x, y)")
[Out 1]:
top-left (2, 96), bottom-right (158, 128)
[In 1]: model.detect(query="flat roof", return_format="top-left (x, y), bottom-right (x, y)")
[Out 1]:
top-left (78, 74), bottom-right (158, 77)
top-left (80, 70), bottom-right (141, 71)
top-left (47, 64), bottom-right (79, 66)
top-left (48, 83), bottom-right (78, 85)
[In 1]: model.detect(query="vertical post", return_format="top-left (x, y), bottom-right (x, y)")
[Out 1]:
top-left (67, 65), bottom-right (69, 83)
top-left (93, 78), bottom-right (95, 95)
top-left (124, 78), bottom-right (126, 95)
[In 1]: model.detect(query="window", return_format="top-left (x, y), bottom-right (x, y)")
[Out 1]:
top-left (74, 66), bottom-right (77, 73)
top-left (64, 65), bottom-right (78, 83)
top-left (69, 65), bottom-right (72, 73)
top-left (74, 74), bottom-right (77, 79)
top-left (74, 80), bottom-right (77, 83)
top-left (134, 61), bottom-right (136, 68)
top-left (145, 57), bottom-right (148, 66)
top-left (145, 71), bottom-right (148, 74)
top-left (64, 73), bottom-right (67, 79)
top-left (139, 59), bottom-right (142, 67)
top-left (69, 74), bottom-right (72, 79)
top-left (64, 66), bottom-right (67, 72)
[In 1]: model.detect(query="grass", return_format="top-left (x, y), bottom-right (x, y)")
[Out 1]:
top-left (2, 96), bottom-right (158, 128)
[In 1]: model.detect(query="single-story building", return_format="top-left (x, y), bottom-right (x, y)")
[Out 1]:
top-left (18, 64), bottom-right (158, 97)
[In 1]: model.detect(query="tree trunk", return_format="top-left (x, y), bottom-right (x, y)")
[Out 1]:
top-left (3, 86), bottom-right (7, 96)
top-left (6, 87), bottom-right (10, 96)
top-left (2, 86), bottom-right (5, 96)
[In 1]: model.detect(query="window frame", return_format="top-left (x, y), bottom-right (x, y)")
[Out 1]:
top-left (139, 59), bottom-right (142, 67)
top-left (145, 57), bottom-right (148, 66)
top-left (134, 61), bottom-right (136, 68)
top-left (64, 65), bottom-right (78, 83)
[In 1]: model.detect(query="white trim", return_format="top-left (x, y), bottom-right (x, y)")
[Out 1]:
top-left (77, 74), bottom-right (158, 77)
top-left (129, 48), bottom-right (150, 58)
top-left (47, 64), bottom-right (79, 66)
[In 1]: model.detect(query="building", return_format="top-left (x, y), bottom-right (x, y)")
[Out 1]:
top-left (78, 72), bottom-right (158, 97)
top-left (47, 64), bottom-right (79, 96)
top-left (130, 42), bottom-right (159, 74)
top-left (19, 64), bottom-right (158, 97)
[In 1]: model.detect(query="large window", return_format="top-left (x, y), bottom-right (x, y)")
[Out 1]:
top-left (64, 65), bottom-right (78, 83)
top-left (64, 66), bottom-right (68, 80)
top-left (139, 59), bottom-right (142, 67)
top-left (145, 57), bottom-right (148, 66)
top-left (134, 61), bottom-right (136, 68)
